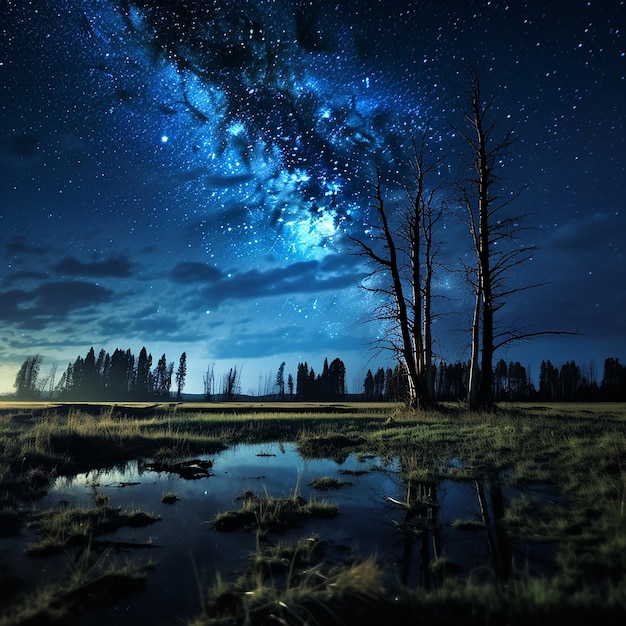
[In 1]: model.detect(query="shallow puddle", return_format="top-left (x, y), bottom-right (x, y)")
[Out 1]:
top-left (2, 442), bottom-right (558, 624)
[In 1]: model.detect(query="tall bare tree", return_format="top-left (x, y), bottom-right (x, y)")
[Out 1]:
top-left (351, 130), bottom-right (445, 410)
top-left (457, 70), bottom-right (528, 408)
top-left (203, 363), bottom-right (215, 401)
top-left (456, 70), bottom-right (571, 408)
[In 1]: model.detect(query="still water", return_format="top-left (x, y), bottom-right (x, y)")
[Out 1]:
top-left (3, 442), bottom-right (556, 625)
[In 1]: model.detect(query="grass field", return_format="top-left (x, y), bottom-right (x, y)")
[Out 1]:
top-left (1, 401), bottom-right (626, 624)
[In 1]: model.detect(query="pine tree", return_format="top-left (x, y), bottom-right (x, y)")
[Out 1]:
top-left (175, 352), bottom-right (187, 399)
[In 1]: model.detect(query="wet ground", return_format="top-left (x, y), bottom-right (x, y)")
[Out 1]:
top-left (1, 442), bottom-right (558, 625)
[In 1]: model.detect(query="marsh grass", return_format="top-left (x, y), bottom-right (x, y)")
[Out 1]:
top-left (0, 545), bottom-right (151, 626)
top-left (161, 491), bottom-right (180, 504)
top-left (28, 504), bottom-right (160, 555)
top-left (194, 543), bottom-right (384, 626)
top-left (246, 533), bottom-right (326, 582)
top-left (214, 484), bottom-right (339, 534)
top-left (3, 401), bottom-right (626, 624)
top-left (451, 518), bottom-right (486, 530)
top-left (309, 476), bottom-right (351, 490)
top-left (194, 533), bottom-right (626, 626)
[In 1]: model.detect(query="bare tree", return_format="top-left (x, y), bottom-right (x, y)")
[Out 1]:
top-left (221, 366), bottom-right (241, 401)
top-left (203, 363), bottom-right (215, 401)
top-left (38, 363), bottom-right (57, 399)
top-left (456, 70), bottom-right (574, 409)
top-left (404, 134), bottom-right (447, 401)
top-left (351, 130), bottom-right (445, 410)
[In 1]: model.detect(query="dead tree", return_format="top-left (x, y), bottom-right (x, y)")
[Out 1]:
top-left (456, 70), bottom-right (573, 409)
top-left (351, 131), bottom-right (445, 410)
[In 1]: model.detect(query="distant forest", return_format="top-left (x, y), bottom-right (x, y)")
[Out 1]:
top-left (365, 358), bottom-right (626, 403)
top-left (10, 346), bottom-right (626, 403)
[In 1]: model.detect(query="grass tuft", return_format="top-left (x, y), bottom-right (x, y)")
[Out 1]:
top-left (214, 486), bottom-right (338, 534)
top-left (161, 491), bottom-right (179, 504)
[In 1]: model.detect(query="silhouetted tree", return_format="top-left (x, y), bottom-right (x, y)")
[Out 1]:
top-left (296, 362), bottom-right (309, 399)
top-left (203, 363), bottom-right (215, 401)
top-left (222, 366), bottom-right (241, 400)
top-left (287, 373), bottom-right (294, 398)
top-left (456, 70), bottom-right (523, 408)
top-left (108, 348), bottom-right (134, 398)
top-left (56, 361), bottom-right (74, 396)
top-left (493, 359), bottom-right (508, 401)
top-left (175, 352), bottom-right (187, 399)
top-left (153, 353), bottom-right (173, 398)
top-left (601, 357), bottom-right (626, 401)
top-left (507, 361), bottom-right (532, 400)
top-left (327, 358), bottom-right (346, 399)
top-left (385, 363), bottom-right (410, 402)
top-left (385, 367), bottom-right (393, 400)
top-left (435, 361), bottom-right (468, 400)
top-left (374, 367), bottom-right (386, 400)
top-left (38, 363), bottom-right (57, 399)
top-left (275, 361), bottom-right (286, 398)
top-left (539, 360), bottom-right (559, 401)
top-left (134, 347), bottom-right (153, 399)
top-left (560, 360), bottom-right (581, 401)
top-left (14, 354), bottom-right (43, 399)
top-left (456, 70), bottom-right (574, 408)
top-left (363, 369), bottom-right (375, 400)
top-left (350, 127), bottom-right (445, 410)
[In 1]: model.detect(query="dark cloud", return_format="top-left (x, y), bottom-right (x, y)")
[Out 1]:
top-left (168, 257), bottom-right (364, 306)
top-left (4, 236), bottom-right (50, 257)
top-left (320, 253), bottom-right (362, 273)
top-left (2, 269), bottom-right (49, 287)
top-left (0, 281), bottom-right (114, 329)
top-left (52, 256), bottom-right (135, 278)
top-left (170, 261), bottom-right (223, 284)
top-left (176, 259), bottom-right (366, 307)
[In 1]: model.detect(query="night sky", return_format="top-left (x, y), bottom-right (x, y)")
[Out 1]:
top-left (1, 0), bottom-right (624, 395)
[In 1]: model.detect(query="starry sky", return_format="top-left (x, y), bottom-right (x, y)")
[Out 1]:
top-left (1, 0), bottom-right (624, 395)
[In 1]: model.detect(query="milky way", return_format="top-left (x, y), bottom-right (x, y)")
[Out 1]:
top-left (1, 1), bottom-right (624, 392)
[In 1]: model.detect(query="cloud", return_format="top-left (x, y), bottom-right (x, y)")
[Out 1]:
top-left (168, 255), bottom-right (365, 307)
top-left (2, 269), bottom-right (49, 287)
top-left (52, 255), bottom-right (135, 278)
top-left (3, 235), bottom-right (50, 257)
top-left (0, 281), bottom-right (114, 329)
top-left (199, 258), bottom-right (365, 307)
top-left (170, 262), bottom-right (223, 284)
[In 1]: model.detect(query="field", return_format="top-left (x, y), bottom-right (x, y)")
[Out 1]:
top-left (1, 401), bottom-right (626, 625)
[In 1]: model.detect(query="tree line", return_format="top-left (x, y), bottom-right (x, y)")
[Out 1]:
top-left (13, 349), bottom-right (624, 403)
top-left (11, 351), bottom-right (348, 402)
top-left (363, 357), bottom-right (626, 403)
top-left (13, 347), bottom-right (188, 401)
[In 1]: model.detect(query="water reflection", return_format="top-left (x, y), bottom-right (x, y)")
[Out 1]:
top-left (3, 443), bottom-right (558, 625)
